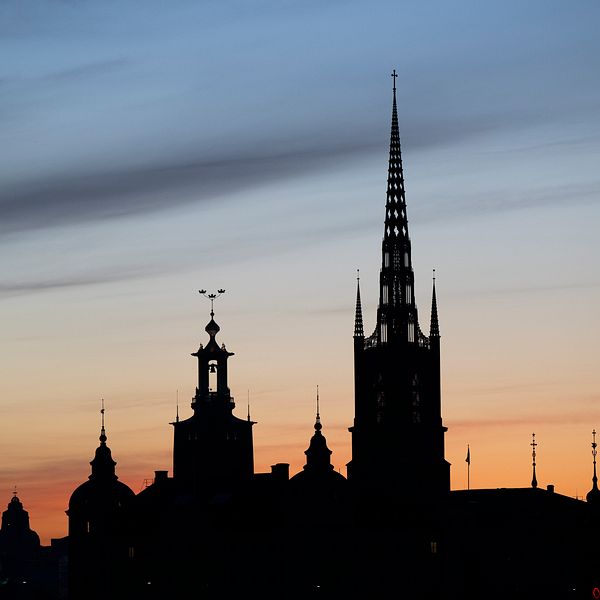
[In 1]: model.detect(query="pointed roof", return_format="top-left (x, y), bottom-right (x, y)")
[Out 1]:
top-left (303, 387), bottom-right (333, 472)
top-left (384, 69), bottom-right (409, 244)
top-left (430, 270), bottom-right (440, 338)
top-left (90, 401), bottom-right (117, 481)
top-left (354, 270), bottom-right (364, 338)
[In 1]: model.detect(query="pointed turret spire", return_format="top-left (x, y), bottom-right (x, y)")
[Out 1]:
top-left (354, 270), bottom-right (364, 338)
top-left (587, 429), bottom-right (600, 503)
top-left (90, 400), bottom-right (117, 480)
top-left (531, 433), bottom-right (538, 488)
top-left (430, 269), bottom-right (439, 338)
top-left (304, 386), bottom-right (333, 472)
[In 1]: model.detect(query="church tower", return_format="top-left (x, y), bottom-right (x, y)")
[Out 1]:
top-left (172, 292), bottom-right (254, 495)
top-left (348, 73), bottom-right (450, 501)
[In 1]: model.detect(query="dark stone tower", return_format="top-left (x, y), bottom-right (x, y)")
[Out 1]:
top-left (172, 295), bottom-right (254, 495)
top-left (348, 72), bottom-right (450, 501)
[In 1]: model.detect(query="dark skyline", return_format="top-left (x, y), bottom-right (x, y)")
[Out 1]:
top-left (1, 1), bottom-right (600, 544)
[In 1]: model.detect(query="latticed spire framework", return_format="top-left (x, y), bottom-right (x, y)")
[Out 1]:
top-left (354, 275), bottom-right (364, 338)
top-left (376, 72), bottom-right (420, 346)
top-left (384, 80), bottom-right (408, 244)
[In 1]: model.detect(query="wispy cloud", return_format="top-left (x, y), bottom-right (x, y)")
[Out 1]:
top-left (0, 265), bottom-right (162, 297)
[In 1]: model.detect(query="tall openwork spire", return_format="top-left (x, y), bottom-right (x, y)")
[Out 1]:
top-left (376, 70), bottom-right (420, 345)
top-left (384, 69), bottom-right (408, 244)
top-left (430, 270), bottom-right (439, 338)
top-left (354, 270), bottom-right (364, 338)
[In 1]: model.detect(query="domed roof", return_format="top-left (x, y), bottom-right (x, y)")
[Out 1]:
top-left (205, 316), bottom-right (221, 338)
top-left (69, 477), bottom-right (134, 513)
top-left (68, 424), bottom-right (134, 513)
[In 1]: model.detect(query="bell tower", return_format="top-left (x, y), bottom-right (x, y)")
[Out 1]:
top-left (348, 73), bottom-right (450, 501)
top-left (172, 290), bottom-right (255, 495)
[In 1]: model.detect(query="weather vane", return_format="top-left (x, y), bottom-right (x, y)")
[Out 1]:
top-left (199, 289), bottom-right (225, 317)
top-left (531, 432), bottom-right (538, 488)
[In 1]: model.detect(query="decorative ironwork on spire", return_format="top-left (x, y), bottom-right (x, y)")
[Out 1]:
top-left (354, 270), bottom-right (364, 338)
top-left (587, 429), bottom-right (600, 503)
top-left (531, 433), bottom-right (538, 488)
top-left (430, 269), bottom-right (439, 338)
top-left (100, 398), bottom-right (106, 444)
top-left (315, 385), bottom-right (322, 432)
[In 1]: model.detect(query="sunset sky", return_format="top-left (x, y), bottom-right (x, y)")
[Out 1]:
top-left (2, 0), bottom-right (600, 544)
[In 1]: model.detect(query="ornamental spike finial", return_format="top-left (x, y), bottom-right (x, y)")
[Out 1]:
top-left (531, 433), bottom-right (538, 488)
top-left (100, 398), bottom-right (107, 444)
top-left (588, 429), bottom-right (600, 504)
top-left (315, 385), bottom-right (322, 432)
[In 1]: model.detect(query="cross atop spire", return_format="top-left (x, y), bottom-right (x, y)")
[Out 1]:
top-left (391, 68), bottom-right (398, 91)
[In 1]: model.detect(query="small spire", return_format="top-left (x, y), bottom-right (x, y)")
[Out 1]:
top-left (354, 270), bottom-right (364, 338)
top-left (430, 269), bottom-right (440, 338)
top-left (100, 398), bottom-right (106, 444)
top-left (176, 390), bottom-right (179, 423)
top-left (587, 429), bottom-right (600, 503)
top-left (531, 433), bottom-right (538, 488)
top-left (12, 485), bottom-right (17, 498)
top-left (247, 389), bottom-right (251, 422)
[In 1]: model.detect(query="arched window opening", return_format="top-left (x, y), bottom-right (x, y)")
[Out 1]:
top-left (208, 362), bottom-right (218, 392)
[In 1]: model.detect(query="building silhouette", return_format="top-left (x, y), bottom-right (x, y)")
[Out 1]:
top-left (4, 74), bottom-right (599, 599)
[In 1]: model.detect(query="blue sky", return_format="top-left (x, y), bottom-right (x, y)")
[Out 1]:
top-left (1, 0), bottom-right (600, 541)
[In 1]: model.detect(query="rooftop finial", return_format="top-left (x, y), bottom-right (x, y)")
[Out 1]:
top-left (315, 385), bottom-right (322, 432)
top-left (531, 433), bottom-right (538, 488)
top-left (176, 389), bottom-right (179, 423)
top-left (247, 389), bottom-right (251, 422)
top-left (199, 289), bottom-right (226, 318)
top-left (100, 398), bottom-right (107, 444)
top-left (587, 429), bottom-right (600, 503)
top-left (391, 68), bottom-right (398, 92)
top-left (12, 485), bottom-right (17, 498)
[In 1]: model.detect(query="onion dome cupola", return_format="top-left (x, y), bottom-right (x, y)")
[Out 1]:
top-left (291, 388), bottom-right (346, 483)
top-left (67, 403), bottom-right (134, 536)
top-left (0, 490), bottom-right (41, 557)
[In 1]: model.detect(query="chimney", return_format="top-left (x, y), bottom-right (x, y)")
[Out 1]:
top-left (271, 463), bottom-right (290, 482)
top-left (546, 484), bottom-right (554, 493)
top-left (154, 470), bottom-right (168, 485)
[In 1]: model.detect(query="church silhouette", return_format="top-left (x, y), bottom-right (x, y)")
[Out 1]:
top-left (3, 73), bottom-right (600, 600)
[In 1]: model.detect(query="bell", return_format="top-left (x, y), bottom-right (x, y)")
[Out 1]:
top-left (209, 364), bottom-right (217, 373)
